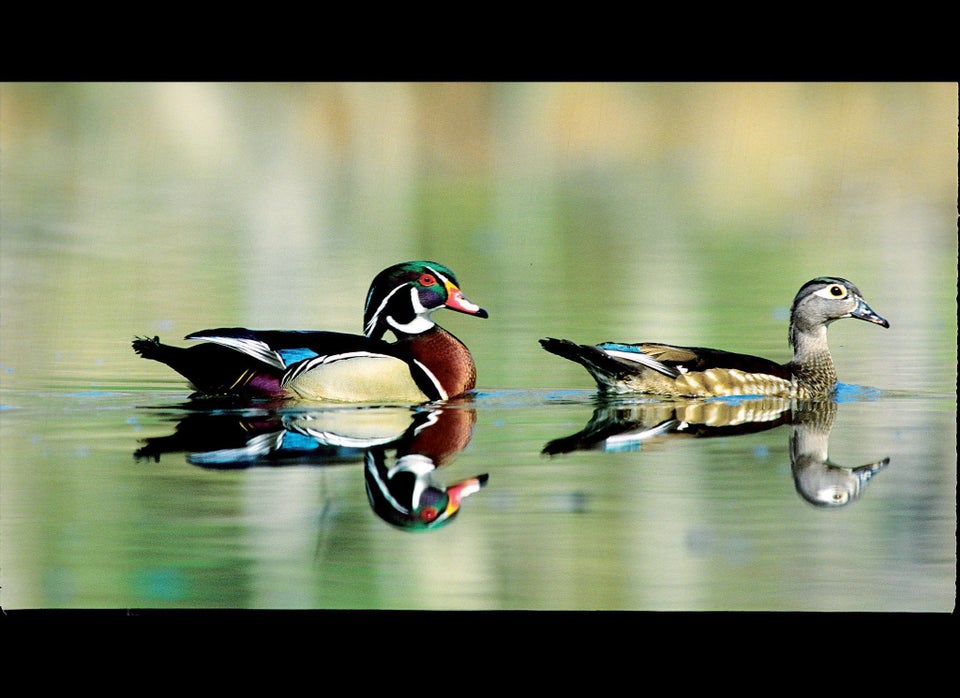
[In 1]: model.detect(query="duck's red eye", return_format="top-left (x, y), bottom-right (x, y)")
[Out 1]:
top-left (419, 507), bottom-right (439, 522)
top-left (418, 273), bottom-right (437, 287)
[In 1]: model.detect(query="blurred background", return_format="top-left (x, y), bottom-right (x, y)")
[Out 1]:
top-left (1, 82), bottom-right (956, 392)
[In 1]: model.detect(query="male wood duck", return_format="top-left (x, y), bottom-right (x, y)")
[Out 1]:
top-left (364, 405), bottom-right (488, 531)
top-left (133, 261), bottom-right (488, 402)
top-left (540, 277), bottom-right (889, 399)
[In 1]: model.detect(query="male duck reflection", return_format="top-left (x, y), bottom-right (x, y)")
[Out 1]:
top-left (363, 406), bottom-right (487, 531)
top-left (543, 397), bottom-right (889, 508)
top-left (133, 261), bottom-right (488, 402)
top-left (136, 404), bottom-right (487, 530)
top-left (540, 277), bottom-right (888, 399)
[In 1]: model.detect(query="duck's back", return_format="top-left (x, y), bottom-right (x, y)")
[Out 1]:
top-left (624, 343), bottom-right (792, 379)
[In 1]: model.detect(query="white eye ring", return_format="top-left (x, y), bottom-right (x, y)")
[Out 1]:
top-left (814, 285), bottom-right (847, 300)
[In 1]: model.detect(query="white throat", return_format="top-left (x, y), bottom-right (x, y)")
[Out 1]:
top-left (388, 314), bottom-right (436, 335)
top-left (385, 286), bottom-right (437, 335)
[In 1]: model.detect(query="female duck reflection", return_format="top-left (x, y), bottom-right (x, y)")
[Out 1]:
top-left (135, 401), bottom-right (486, 531)
top-left (543, 397), bottom-right (889, 508)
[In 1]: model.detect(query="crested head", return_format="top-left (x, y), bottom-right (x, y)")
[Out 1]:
top-left (788, 276), bottom-right (889, 348)
top-left (363, 261), bottom-right (488, 340)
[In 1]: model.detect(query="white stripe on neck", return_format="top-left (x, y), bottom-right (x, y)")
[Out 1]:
top-left (412, 358), bottom-right (446, 400)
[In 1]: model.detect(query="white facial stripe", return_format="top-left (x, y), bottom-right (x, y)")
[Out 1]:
top-left (365, 282), bottom-right (408, 337)
top-left (409, 285), bottom-right (429, 314)
top-left (813, 285), bottom-right (847, 300)
top-left (426, 265), bottom-right (449, 285)
top-left (367, 267), bottom-right (457, 337)
top-left (385, 286), bottom-right (438, 335)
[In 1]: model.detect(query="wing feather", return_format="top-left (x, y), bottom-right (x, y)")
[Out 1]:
top-left (186, 332), bottom-right (286, 370)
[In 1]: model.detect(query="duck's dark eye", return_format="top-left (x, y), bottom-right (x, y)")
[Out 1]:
top-left (418, 273), bottom-right (437, 287)
top-left (813, 284), bottom-right (848, 301)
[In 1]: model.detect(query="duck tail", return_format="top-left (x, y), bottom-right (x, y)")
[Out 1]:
top-left (133, 335), bottom-right (283, 397)
top-left (539, 337), bottom-right (637, 390)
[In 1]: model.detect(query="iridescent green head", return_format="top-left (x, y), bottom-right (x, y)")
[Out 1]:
top-left (365, 450), bottom-right (488, 531)
top-left (363, 261), bottom-right (488, 340)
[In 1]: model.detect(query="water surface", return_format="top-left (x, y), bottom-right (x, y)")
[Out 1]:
top-left (1, 83), bottom-right (956, 611)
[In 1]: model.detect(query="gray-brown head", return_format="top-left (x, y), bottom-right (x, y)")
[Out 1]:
top-left (788, 277), bottom-right (889, 349)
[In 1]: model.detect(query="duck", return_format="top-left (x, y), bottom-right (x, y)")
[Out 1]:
top-left (539, 276), bottom-right (889, 399)
top-left (542, 397), bottom-right (795, 455)
top-left (789, 400), bottom-right (890, 507)
top-left (364, 405), bottom-right (488, 531)
top-left (133, 261), bottom-right (488, 402)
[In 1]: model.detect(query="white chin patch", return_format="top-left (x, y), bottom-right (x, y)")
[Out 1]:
top-left (385, 288), bottom-right (436, 334)
top-left (388, 314), bottom-right (436, 335)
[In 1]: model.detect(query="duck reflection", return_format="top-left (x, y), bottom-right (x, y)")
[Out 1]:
top-left (788, 401), bottom-right (889, 507)
top-left (136, 400), bottom-right (487, 530)
top-left (364, 406), bottom-right (487, 530)
top-left (543, 396), bottom-right (889, 508)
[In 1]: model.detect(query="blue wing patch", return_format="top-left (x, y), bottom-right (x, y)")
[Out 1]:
top-left (277, 347), bottom-right (321, 366)
top-left (598, 342), bottom-right (642, 353)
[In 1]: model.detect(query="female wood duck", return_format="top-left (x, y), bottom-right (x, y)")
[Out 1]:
top-left (133, 261), bottom-right (488, 402)
top-left (540, 277), bottom-right (889, 399)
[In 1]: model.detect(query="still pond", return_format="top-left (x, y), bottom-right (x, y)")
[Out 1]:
top-left (1, 83), bottom-right (955, 611)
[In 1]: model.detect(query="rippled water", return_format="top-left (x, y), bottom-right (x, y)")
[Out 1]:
top-left (1, 83), bottom-right (956, 611)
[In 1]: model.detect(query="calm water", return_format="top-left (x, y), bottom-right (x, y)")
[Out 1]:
top-left (1, 83), bottom-right (956, 611)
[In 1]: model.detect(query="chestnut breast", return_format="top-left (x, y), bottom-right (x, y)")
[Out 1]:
top-left (406, 327), bottom-right (477, 399)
